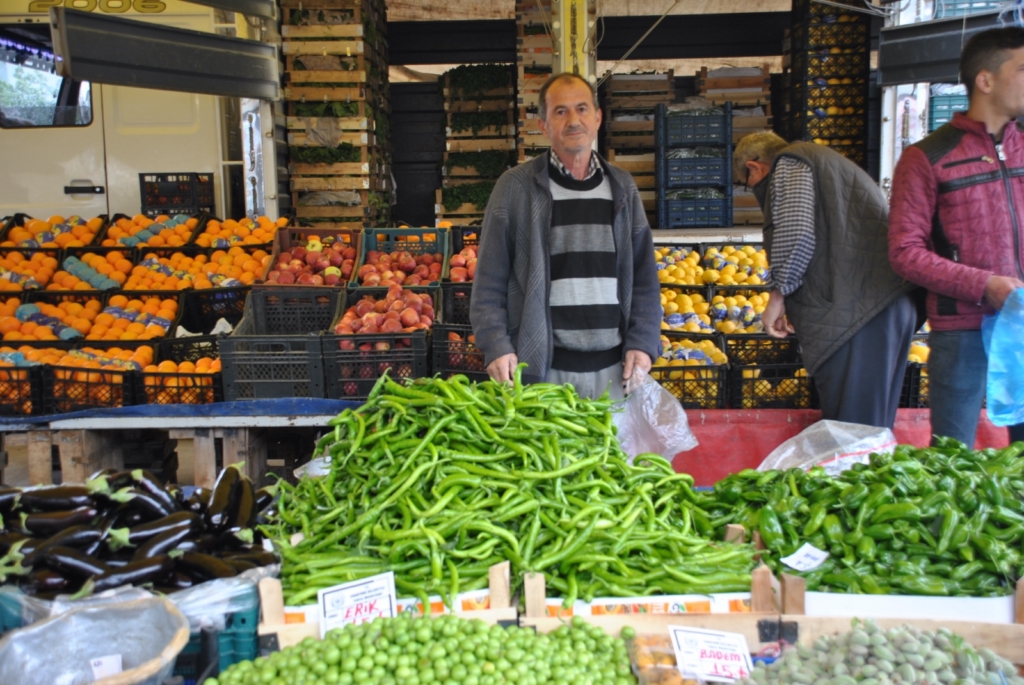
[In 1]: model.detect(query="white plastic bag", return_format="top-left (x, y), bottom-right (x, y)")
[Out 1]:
top-left (613, 367), bottom-right (698, 461)
top-left (757, 420), bottom-right (896, 476)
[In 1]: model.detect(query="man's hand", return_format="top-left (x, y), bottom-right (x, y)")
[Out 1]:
top-left (762, 289), bottom-right (795, 339)
top-left (486, 353), bottom-right (518, 384)
top-left (623, 350), bottom-right (652, 394)
top-left (984, 275), bottom-right (1024, 310)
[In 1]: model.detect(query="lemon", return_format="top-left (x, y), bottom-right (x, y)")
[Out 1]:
top-left (701, 270), bottom-right (720, 284)
top-left (665, 302), bottom-right (679, 314)
top-left (718, 320), bottom-right (737, 334)
top-left (724, 297), bottom-right (738, 308)
top-left (742, 368), bottom-right (761, 379)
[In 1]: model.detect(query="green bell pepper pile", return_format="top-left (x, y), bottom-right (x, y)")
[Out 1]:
top-left (698, 438), bottom-right (1024, 596)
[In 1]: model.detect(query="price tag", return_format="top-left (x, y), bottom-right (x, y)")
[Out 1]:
top-left (90, 654), bottom-right (123, 679)
top-left (669, 626), bottom-right (754, 683)
top-left (317, 571), bottom-right (397, 638)
top-left (781, 542), bottom-right (830, 572)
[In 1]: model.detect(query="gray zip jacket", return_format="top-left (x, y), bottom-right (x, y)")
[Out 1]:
top-left (469, 151), bottom-right (661, 383)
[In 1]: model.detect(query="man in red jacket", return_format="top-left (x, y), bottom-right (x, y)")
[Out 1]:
top-left (890, 27), bottom-right (1024, 446)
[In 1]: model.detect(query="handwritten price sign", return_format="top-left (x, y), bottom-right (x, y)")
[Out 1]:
top-left (669, 626), bottom-right (754, 683)
top-left (318, 571), bottom-right (397, 638)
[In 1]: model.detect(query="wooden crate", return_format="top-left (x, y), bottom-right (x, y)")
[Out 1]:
top-left (288, 160), bottom-right (387, 176)
top-left (435, 188), bottom-right (488, 219)
top-left (281, 3), bottom-right (382, 28)
top-left (441, 151), bottom-right (515, 179)
top-left (287, 130), bottom-right (375, 147)
top-left (446, 124), bottom-right (516, 139)
top-left (602, 71), bottom-right (674, 96)
top-left (290, 174), bottom-right (389, 192)
top-left (605, 92), bottom-right (675, 109)
top-left (446, 137), bottom-right (516, 153)
top-left (607, 150), bottom-right (656, 189)
top-left (517, 66), bottom-right (551, 94)
top-left (442, 74), bottom-right (515, 102)
top-left (517, 51), bottom-right (554, 68)
top-left (284, 70), bottom-right (377, 86)
top-left (288, 145), bottom-right (385, 166)
top-left (444, 99), bottom-right (515, 114)
top-left (518, 145), bottom-right (549, 163)
top-left (282, 23), bottom-right (366, 39)
top-left (604, 119), bottom-right (656, 149)
top-left (284, 51), bottom-right (384, 74)
top-left (697, 65), bottom-right (770, 93)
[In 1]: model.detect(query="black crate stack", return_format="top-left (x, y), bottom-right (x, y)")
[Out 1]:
top-left (281, 0), bottom-right (391, 229)
top-left (655, 103), bottom-right (733, 229)
top-left (781, 0), bottom-right (871, 167)
top-left (139, 173), bottom-right (214, 219)
top-left (436, 65), bottom-right (517, 226)
top-left (515, 0), bottom-right (554, 163)
top-left (600, 72), bottom-right (674, 229)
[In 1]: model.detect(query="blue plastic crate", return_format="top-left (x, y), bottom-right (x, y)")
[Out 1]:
top-left (928, 93), bottom-right (968, 132)
top-left (659, 155), bottom-right (730, 189)
top-left (173, 589), bottom-right (260, 685)
top-left (657, 102), bottom-right (732, 147)
top-left (659, 198), bottom-right (732, 229)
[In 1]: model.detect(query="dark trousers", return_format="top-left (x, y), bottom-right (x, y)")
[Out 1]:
top-left (928, 329), bottom-right (1024, 447)
top-left (812, 294), bottom-right (916, 429)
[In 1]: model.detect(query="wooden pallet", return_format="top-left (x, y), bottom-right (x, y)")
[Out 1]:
top-left (288, 130), bottom-right (375, 146)
top-left (604, 119), bottom-right (656, 150)
top-left (286, 115), bottom-right (373, 131)
top-left (605, 93), bottom-right (675, 109)
top-left (444, 99), bottom-right (515, 114)
top-left (290, 175), bottom-right (388, 192)
top-left (447, 124), bottom-right (516, 139)
top-left (697, 65), bottom-right (770, 93)
top-left (446, 137), bottom-right (516, 153)
top-left (601, 71), bottom-right (674, 96)
top-left (281, 4), bottom-right (382, 28)
top-left (441, 151), bottom-right (515, 178)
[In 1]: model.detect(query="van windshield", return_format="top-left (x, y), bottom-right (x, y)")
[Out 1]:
top-left (0, 26), bottom-right (92, 128)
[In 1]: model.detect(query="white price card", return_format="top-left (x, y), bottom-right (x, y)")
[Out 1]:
top-left (669, 626), bottom-right (754, 683)
top-left (780, 542), bottom-right (830, 572)
top-left (317, 571), bottom-right (397, 638)
top-left (90, 654), bottom-right (123, 679)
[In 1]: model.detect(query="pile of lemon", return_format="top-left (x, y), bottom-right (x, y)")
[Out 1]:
top-left (709, 291), bottom-right (770, 334)
top-left (908, 340), bottom-right (929, 364)
top-left (652, 336), bottom-right (727, 407)
top-left (700, 245), bottom-right (770, 286)
top-left (655, 247), bottom-right (704, 286)
top-left (660, 288), bottom-right (714, 333)
top-left (737, 367), bottom-right (812, 408)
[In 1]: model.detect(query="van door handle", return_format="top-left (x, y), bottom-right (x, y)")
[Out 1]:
top-left (64, 186), bottom-right (104, 194)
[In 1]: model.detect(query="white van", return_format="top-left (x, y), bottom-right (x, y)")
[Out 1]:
top-left (0, 0), bottom-right (256, 220)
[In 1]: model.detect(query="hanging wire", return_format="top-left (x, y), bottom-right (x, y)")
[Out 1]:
top-left (997, 0), bottom-right (1024, 27)
top-left (595, 0), bottom-right (680, 89)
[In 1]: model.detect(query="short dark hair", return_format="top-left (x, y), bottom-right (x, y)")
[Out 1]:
top-left (960, 27), bottom-right (1024, 99)
top-left (538, 73), bottom-right (599, 121)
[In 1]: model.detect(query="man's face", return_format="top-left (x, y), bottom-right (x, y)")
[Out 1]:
top-left (539, 78), bottom-right (602, 158)
top-left (988, 46), bottom-right (1024, 119)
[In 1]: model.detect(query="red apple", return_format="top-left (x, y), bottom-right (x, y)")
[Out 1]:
top-left (450, 255), bottom-right (466, 268)
top-left (292, 246), bottom-right (307, 260)
top-left (305, 250), bottom-right (322, 266)
top-left (450, 267), bottom-right (468, 283)
top-left (400, 308), bottom-right (420, 327)
top-left (328, 252), bottom-right (344, 267)
top-left (311, 274), bottom-right (324, 285)
top-left (343, 247), bottom-right (357, 260)
top-left (296, 273), bottom-right (317, 285)
top-left (314, 258), bottom-right (331, 272)
top-left (364, 274), bottom-right (381, 286)
top-left (355, 299), bottom-right (375, 317)
top-left (267, 270), bottom-right (281, 281)
top-left (381, 319), bottom-right (403, 333)
top-left (277, 271), bottom-right (295, 284)
top-left (467, 259), bottom-right (477, 280)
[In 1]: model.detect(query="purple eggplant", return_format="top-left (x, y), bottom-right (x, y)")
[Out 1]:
top-left (0, 486), bottom-right (20, 515)
top-left (19, 486), bottom-right (93, 512)
top-left (132, 525), bottom-right (193, 561)
top-left (125, 490), bottom-right (176, 521)
top-left (24, 507), bottom-right (97, 537)
top-left (91, 555), bottom-right (174, 593)
top-left (176, 552), bottom-right (236, 581)
top-left (130, 470), bottom-right (179, 515)
top-left (27, 569), bottom-right (67, 593)
top-left (39, 546), bottom-right (108, 579)
top-left (205, 466), bottom-right (240, 530)
top-left (21, 526), bottom-right (103, 567)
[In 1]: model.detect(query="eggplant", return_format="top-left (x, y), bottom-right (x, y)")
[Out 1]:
top-left (0, 532), bottom-right (29, 556)
top-left (125, 490), bottom-right (176, 521)
top-left (205, 466), bottom-right (241, 530)
top-left (39, 546), bottom-right (109, 579)
top-left (24, 507), bottom-right (97, 537)
top-left (186, 488), bottom-right (210, 515)
top-left (91, 555), bottom-right (174, 593)
top-left (172, 533), bottom-right (217, 555)
top-left (27, 569), bottom-right (67, 593)
top-left (130, 470), bottom-right (179, 515)
top-left (132, 525), bottom-right (194, 561)
top-left (176, 552), bottom-right (236, 581)
top-left (89, 470), bottom-right (134, 493)
top-left (88, 467), bottom-right (117, 481)
top-left (0, 486), bottom-right (20, 515)
top-left (233, 478), bottom-right (257, 529)
top-left (19, 486), bottom-right (93, 512)
top-left (124, 512), bottom-right (201, 546)
top-left (162, 571), bottom-right (195, 591)
top-left (254, 486), bottom-right (276, 514)
top-left (216, 526), bottom-right (254, 551)
top-left (225, 558), bottom-right (257, 573)
top-left (22, 526), bottom-right (103, 567)
top-left (222, 551), bottom-right (278, 567)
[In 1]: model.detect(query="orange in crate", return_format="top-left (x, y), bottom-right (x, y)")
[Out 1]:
top-left (193, 215), bottom-right (282, 249)
top-left (0, 252), bottom-right (59, 291)
top-left (46, 250), bottom-right (132, 291)
top-left (3, 215), bottom-right (104, 250)
top-left (140, 356), bottom-right (220, 405)
top-left (102, 214), bottom-right (197, 249)
top-left (130, 246), bottom-right (269, 290)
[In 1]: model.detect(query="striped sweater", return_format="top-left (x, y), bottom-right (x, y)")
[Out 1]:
top-left (548, 158), bottom-right (623, 372)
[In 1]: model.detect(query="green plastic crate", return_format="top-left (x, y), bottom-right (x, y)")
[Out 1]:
top-left (349, 227), bottom-right (450, 288)
top-left (172, 589), bottom-right (260, 685)
top-left (0, 592), bottom-right (24, 636)
top-left (929, 93), bottom-right (968, 132)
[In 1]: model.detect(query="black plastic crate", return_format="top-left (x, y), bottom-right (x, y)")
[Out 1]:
top-left (728, 364), bottom-right (818, 409)
top-left (900, 362), bottom-right (929, 408)
top-left (657, 102), bottom-right (731, 147)
top-left (798, 51), bottom-right (869, 78)
top-left (323, 332), bottom-right (430, 400)
top-left (795, 82), bottom-right (868, 110)
top-left (451, 226), bottom-right (480, 253)
top-left (180, 286), bottom-right (251, 334)
top-left (0, 213), bottom-right (108, 248)
top-left (42, 364), bottom-right (135, 414)
top-left (802, 114), bottom-right (866, 139)
top-left (724, 333), bottom-right (801, 365)
top-left (791, 20), bottom-right (868, 50)
top-left (659, 154), bottom-right (730, 189)
top-left (139, 172), bottom-right (214, 211)
top-left (651, 332), bottom-right (727, 409)
top-left (0, 365), bottom-right (42, 416)
top-left (134, 370), bottom-right (223, 406)
top-left (432, 324), bottom-right (487, 381)
top-left (248, 287), bottom-right (342, 335)
top-left (658, 198), bottom-right (732, 229)
top-left (158, 335), bottom-right (220, 365)
top-left (441, 282), bottom-right (473, 325)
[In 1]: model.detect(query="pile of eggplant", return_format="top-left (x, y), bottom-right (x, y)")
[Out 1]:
top-left (0, 464), bottom-right (277, 599)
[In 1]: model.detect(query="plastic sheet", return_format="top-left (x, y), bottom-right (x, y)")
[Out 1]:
top-left (0, 596), bottom-right (189, 685)
top-left (983, 288), bottom-right (1024, 427)
top-left (757, 420), bottom-right (896, 476)
top-left (613, 367), bottom-right (698, 460)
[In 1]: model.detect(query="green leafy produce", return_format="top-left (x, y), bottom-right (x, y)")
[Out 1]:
top-left (293, 102), bottom-right (360, 118)
top-left (740, 618), bottom-right (1023, 685)
top-left (207, 614), bottom-right (635, 685)
top-left (444, 64), bottom-right (513, 99)
top-left (449, 112), bottom-right (511, 135)
top-left (262, 367), bottom-right (757, 607)
top-left (698, 439), bottom-right (1024, 596)
top-left (442, 182), bottom-right (496, 212)
top-left (444, 152), bottom-right (511, 179)
top-left (290, 144), bottom-right (363, 164)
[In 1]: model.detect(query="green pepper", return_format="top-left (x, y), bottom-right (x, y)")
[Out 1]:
top-left (950, 560), bottom-right (985, 581)
top-left (713, 479), bottom-right (744, 505)
top-left (980, 477), bottom-right (1005, 508)
top-left (843, 529), bottom-right (864, 546)
top-left (823, 514), bottom-right (844, 546)
top-left (803, 501), bottom-right (828, 537)
top-left (840, 483), bottom-right (870, 509)
top-left (919, 492), bottom-right (952, 518)
top-left (856, 536), bottom-right (877, 562)
top-left (876, 550), bottom-right (907, 566)
top-left (896, 575), bottom-right (955, 596)
top-left (758, 507), bottom-right (784, 551)
top-left (872, 502), bottom-right (922, 524)
top-left (863, 523), bottom-right (894, 540)
top-left (956, 481), bottom-right (979, 514)
top-left (863, 483), bottom-right (894, 511)
top-left (860, 574), bottom-right (890, 594)
top-left (822, 571), bottom-right (862, 593)
top-left (935, 506), bottom-right (960, 555)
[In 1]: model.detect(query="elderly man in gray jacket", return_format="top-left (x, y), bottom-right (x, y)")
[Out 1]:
top-left (470, 73), bottom-right (661, 399)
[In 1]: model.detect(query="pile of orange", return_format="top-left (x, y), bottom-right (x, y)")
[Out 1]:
top-left (88, 294), bottom-right (179, 341)
top-left (102, 215), bottom-right (198, 248)
top-left (0, 252), bottom-right (59, 291)
top-left (142, 356), bottom-right (221, 405)
top-left (193, 216), bottom-right (283, 248)
top-left (129, 246), bottom-right (269, 290)
top-left (46, 251), bottom-right (134, 291)
top-left (0, 298), bottom-right (103, 342)
top-left (3, 215), bottom-right (104, 249)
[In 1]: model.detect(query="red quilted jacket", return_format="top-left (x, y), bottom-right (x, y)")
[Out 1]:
top-left (889, 112), bottom-right (1024, 331)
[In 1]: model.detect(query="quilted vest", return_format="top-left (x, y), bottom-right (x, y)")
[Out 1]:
top-left (762, 142), bottom-right (913, 375)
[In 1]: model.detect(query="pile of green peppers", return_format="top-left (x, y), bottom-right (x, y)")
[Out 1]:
top-left (697, 439), bottom-right (1024, 597)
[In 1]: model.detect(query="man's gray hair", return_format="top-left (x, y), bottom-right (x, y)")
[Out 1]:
top-left (733, 132), bottom-right (789, 184)
top-left (539, 73), bottom-right (600, 121)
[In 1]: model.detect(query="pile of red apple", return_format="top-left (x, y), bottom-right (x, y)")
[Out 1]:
top-left (265, 239), bottom-right (357, 286)
top-left (355, 249), bottom-right (443, 287)
top-left (448, 245), bottom-right (478, 283)
top-left (444, 329), bottom-right (484, 373)
top-left (333, 285), bottom-right (436, 337)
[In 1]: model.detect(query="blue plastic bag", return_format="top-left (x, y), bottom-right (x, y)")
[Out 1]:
top-left (983, 288), bottom-right (1024, 426)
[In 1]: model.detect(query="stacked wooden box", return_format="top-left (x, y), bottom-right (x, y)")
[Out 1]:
top-left (436, 65), bottom-right (517, 226)
top-left (515, 0), bottom-right (554, 163)
top-left (601, 72), bottom-right (674, 229)
top-left (281, 0), bottom-right (391, 229)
